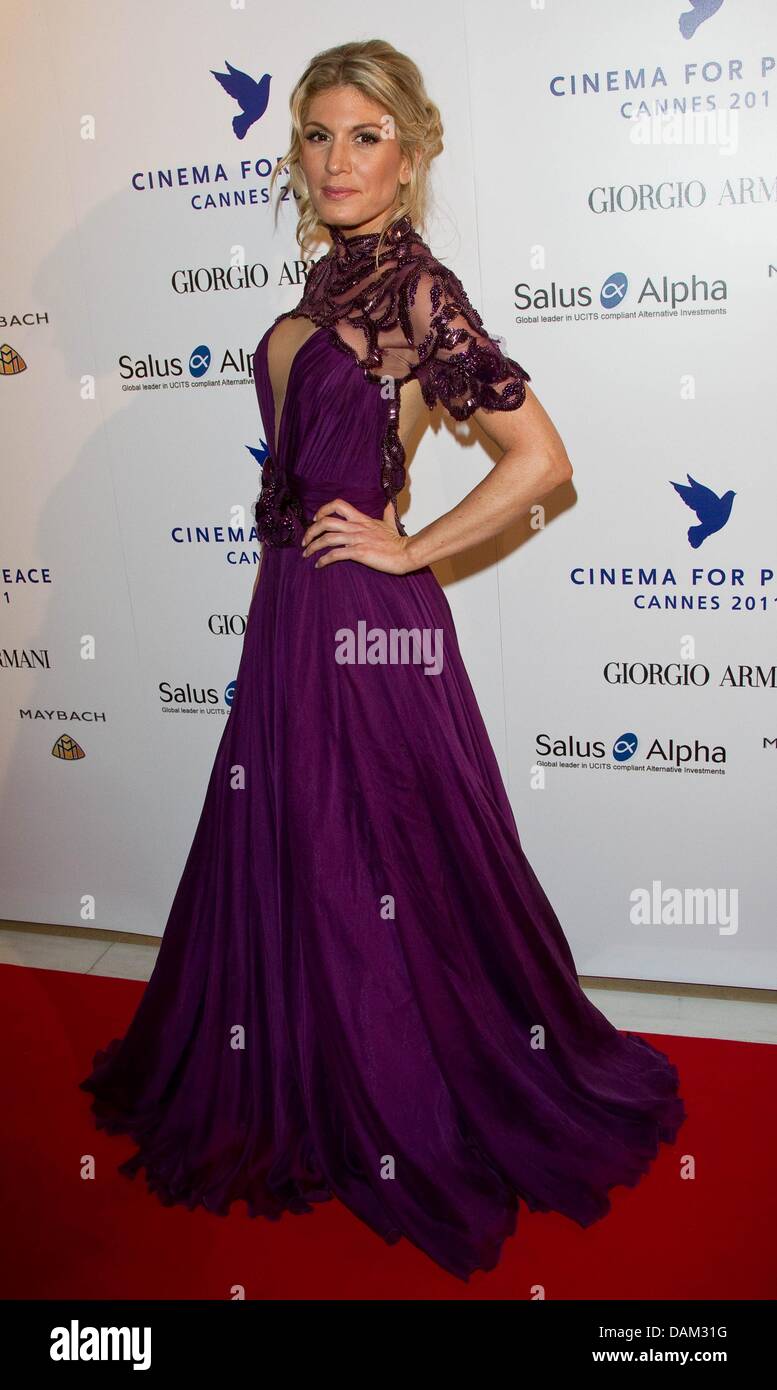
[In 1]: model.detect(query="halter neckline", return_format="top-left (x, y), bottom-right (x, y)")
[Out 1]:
top-left (327, 212), bottom-right (415, 261)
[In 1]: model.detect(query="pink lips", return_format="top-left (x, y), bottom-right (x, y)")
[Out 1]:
top-left (322, 187), bottom-right (356, 199)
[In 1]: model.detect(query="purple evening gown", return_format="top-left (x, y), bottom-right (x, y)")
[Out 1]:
top-left (80, 213), bottom-right (686, 1282)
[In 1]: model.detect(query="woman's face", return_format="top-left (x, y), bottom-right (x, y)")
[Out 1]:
top-left (300, 84), bottom-right (411, 236)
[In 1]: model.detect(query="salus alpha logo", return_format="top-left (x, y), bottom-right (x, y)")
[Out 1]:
top-left (118, 343), bottom-right (258, 390)
top-left (613, 731), bottom-right (639, 763)
top-left (535, 731), bottom-right (727, 768)
top-left (600, 272), bottom-right (628, 309)
top-left (670, 474), bottom-right (736, 547)
top-left (189, 344), bottom-right (212, 378)
top-left (211, 61), bottom-right (271, 139)
top-left (515, 269), bottom-right (727, 317)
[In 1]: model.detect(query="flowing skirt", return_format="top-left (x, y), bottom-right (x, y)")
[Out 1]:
top-left (80, 541), bottom-right (686, 1281)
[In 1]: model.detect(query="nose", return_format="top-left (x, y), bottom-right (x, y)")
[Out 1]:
top-left (325, 135), bottom-right (351, 175)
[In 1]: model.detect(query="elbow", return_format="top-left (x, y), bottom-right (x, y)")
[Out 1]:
top-left (542, 446), bottom-right (573, 491)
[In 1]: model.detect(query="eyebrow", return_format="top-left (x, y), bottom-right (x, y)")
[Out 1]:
top-left (302, 121), bottom-right (382, 132)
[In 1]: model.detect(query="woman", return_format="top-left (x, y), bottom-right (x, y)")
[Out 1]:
top-left (80, 39), bottom-right (686, 1284)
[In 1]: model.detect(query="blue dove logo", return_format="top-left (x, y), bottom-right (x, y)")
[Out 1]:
top-left (678, 0), bottom-right (725, 40)
top-left (670, 473), bottom-right (735, 548)
top-left (246, 441), bottom-right (271, 470)
top-left (211, 61), bottom-right (271, 139)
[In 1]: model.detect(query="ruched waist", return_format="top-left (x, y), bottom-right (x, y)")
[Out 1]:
top-left (287, 471), bottom-right (387, 523)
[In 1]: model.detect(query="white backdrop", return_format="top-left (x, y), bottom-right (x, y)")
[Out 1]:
top-left (1, 0), bottom-right (775, 988)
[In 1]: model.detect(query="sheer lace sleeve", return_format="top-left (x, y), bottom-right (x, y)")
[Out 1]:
top-left (251, 215), bottom-right (532, 545)
top-left (407, 265), bottom-right (530, 421)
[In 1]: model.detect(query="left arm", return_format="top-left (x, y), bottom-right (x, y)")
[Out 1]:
top-left (301, 260), bottom-right (572, 574)
top-left (400, 383), bottom-right (571, 571)
top-left (301, 382), bottom-right (572, 574)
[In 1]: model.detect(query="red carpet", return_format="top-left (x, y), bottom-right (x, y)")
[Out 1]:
top-left (2, 961), bottom-right (775, 1300)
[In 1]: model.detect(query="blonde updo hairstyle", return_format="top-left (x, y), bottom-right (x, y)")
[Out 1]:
top-left (269, 39), bottom-right (443, 266)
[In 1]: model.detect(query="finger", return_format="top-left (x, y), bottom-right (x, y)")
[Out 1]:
top-left (302, 499), bottom-right (363, 546)
top-left (302, 519), bottom-right (363, 554)
top-left (304, 530), bottom-right (356, 558)
top-left (301, 519), bottom-right (350, 549)
top-left (305, 514), bottom-right (359, 540)
top-left (314, 545), bottom-right (355, 568)
top-left (315, 497), bottom-right (361, 524)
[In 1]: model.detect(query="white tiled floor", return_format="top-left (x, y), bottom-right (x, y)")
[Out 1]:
top-left (1, 923), bottom-right (775, 1043)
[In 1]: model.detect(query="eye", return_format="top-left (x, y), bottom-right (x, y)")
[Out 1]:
top-left (303, 130), bottom-right (381, 145)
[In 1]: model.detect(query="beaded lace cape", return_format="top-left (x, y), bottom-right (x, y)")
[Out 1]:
top-left (253, 212), bottom-right (530, 543)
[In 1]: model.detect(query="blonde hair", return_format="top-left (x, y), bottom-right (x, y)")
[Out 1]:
top-left (269, 39), bottom-right (443, 266)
